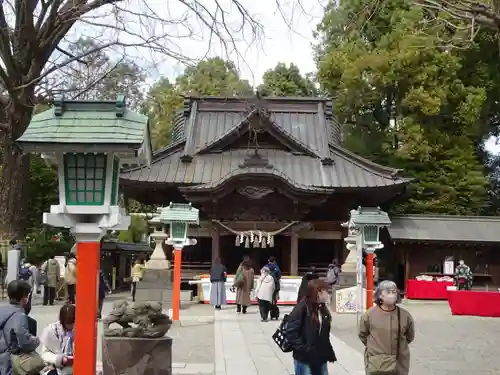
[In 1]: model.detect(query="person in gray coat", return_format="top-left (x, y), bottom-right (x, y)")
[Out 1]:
top-left (0, 280), bottom-right (40, 375)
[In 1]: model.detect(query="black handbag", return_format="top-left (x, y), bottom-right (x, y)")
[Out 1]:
top-left (272, 314), bottom-right (293, 352)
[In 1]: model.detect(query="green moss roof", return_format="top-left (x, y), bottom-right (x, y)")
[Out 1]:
top-left (17, 98), bottom-right (149, 146)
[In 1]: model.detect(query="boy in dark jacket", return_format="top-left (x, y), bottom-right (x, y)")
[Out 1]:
top-left (97, 270), bottom-right (112, 320)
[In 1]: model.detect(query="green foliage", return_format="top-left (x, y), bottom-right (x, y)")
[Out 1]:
top-left (258, 63), bottom-right (318, 97)
top-left (25, 156), bottom-right (58, 232)
top-left (118, 215), bottom-right (148, 243)
top-left (144, 58), bottom-right (254, 150)
top-left (316, 0), bottom-right (491, 214)
top-left (25, 229), bottom-right (73, 265)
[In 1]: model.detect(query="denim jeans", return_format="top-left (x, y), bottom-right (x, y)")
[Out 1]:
top-left (294, 360), bottom-right (328, 375)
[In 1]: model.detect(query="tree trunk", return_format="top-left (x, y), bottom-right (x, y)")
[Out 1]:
top-left (0, 104), bottom-right (33, 240)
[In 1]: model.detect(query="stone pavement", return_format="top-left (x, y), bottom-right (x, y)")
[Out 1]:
top-left (23, 294), bottom-right (500, 375)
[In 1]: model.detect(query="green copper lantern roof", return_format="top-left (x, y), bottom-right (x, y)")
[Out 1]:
top-left (158, 202), bottom-right (200, 224)
top-left (16, 96), bottom-right (152, 164)
top-left (350, 206), bottom-right (391, 227)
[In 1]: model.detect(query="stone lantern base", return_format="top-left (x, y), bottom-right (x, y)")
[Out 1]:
top-left (135, 269), bottom-right (173, 310)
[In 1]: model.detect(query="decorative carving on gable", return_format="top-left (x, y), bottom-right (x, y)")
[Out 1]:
top-left (239, 150), bottom-right (273, 169)
top-left (238, 186), bottom-right (274, 199)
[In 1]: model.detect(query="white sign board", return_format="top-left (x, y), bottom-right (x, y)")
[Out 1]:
top-left (336, 286), bottom-right (367, 313)
top-left (444, 260), bottom-right (454, 275)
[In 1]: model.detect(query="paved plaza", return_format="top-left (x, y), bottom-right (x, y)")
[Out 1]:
top-left (23, 294), bottom-right (500, 375)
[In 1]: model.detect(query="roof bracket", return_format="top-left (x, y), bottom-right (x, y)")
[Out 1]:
top-left (54, 95), bottom-right (65, 117)
top-left (321, 157), bottom-right (334, 166)
top-left (115, 95), bottom-right (125, 117)
top-left (239, 150), bottom-right (273, 169)
top-left (180, 154), bottom-right (193, 163)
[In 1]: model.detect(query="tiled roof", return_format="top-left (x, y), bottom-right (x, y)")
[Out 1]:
top-left (121, 147), bottom-right (408, 190)
top-left (120, 96), bottom-right (407, 191)
top-left (17, 98), bottom-right (149, 146)
top-left (389, 215), bottom-right (500, 243)
top-left (179, 96), bottom-right (340, 158)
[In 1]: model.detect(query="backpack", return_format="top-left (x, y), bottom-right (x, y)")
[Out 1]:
top-left (325, 267), bottom-right (339, 285)
top-left (269, 267), bottom-right (280, 292)
top-left (19, 267), bottom-right (32, 281)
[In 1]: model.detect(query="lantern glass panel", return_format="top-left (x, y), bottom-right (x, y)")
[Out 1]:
top-left (363, 226), bottom-right (379, 243)
top-left (170, 222), bottom-right (188, 241)
top-left (64, 153), bottom-right (107, 205)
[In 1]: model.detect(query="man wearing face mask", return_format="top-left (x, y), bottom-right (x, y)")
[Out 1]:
top-left (454, 260), bottom-right (472, 291)
top-left (359, 280), bottom-right (415, 375)
top-left (0, 280), bottom-right (40, 375)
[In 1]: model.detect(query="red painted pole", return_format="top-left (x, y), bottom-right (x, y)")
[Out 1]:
top-left (172, 248), bottom-right (182, 321)
top-left (366, 253), bottom-right (374, 310)
top-left (73, 241), bottom-right (100, 375)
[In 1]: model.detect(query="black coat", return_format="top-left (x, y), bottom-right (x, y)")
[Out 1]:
top-left (285, 299), bottom-right (336, 371)
top-left (297, 273), bottom-right (319, 302)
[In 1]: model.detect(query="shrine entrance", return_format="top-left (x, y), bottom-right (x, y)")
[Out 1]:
top-left (219, 234), bottom-right (290, 274)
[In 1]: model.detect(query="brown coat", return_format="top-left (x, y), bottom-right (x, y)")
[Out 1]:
top-left (235, 267), bottom-right (254, 306)
top-left (359, 306), bottom-right (415, 375)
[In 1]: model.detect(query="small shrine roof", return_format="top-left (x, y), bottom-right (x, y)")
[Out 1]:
top-left (389, 215), bottom-right (500, 243)
top-left (17, 96), bottom-right (152, 156)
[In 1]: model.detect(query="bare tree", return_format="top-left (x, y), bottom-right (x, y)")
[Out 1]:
top-left (417, 0), bottom-right (499, 30)
top-left (0, 0), bottom-right (315, 238)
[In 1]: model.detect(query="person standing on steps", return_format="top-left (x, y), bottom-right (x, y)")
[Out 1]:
top-left (41, 255), bottom-right (60, 306)
top-left (285, 279), bottom-right (336, 375)
top-left (209, 258), bottom-right (227, 310)
top-left (0, 280), bottom-right (40, 375)
top-left (233, 260), bottom-right (254, 314)
top-left (265, 256), bottom-right (281, 303)
top-left (64, 255), bottom-right (77, 305)
top-left (97, 269), bottom-right (112, 320)
top-left (130, 257), bottom-right (145, 302)
top-left (254, 266), bottom-right (275, 322)
top-left (358, 280), bottom-right (415, 375)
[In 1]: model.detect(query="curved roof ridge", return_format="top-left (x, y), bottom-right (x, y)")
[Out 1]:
top-left (180, 166), bottom-right (334, 193)
top-left (121, 140), bottom-right (185, 174)
top-left (330, 144), bottom-right (405, 180)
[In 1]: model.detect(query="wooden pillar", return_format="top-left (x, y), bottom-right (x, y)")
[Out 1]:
top-left (290, 233), bottom-right (298, 276)
top-left (211, 223), bottom-right (220, 265)
top-left (404, 247), bottom-right (411, 289)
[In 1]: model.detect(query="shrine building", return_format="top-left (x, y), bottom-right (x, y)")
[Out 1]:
top-left (121, 96), bottom-right (500, 289)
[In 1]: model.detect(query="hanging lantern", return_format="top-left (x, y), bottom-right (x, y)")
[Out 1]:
top-left (269, 235), bottom-right (274, 247)
top-left (235, 236), bottom-right (239, 246)
top-left (245, 237), bottom-right (250, 248)
top-left (261, 240), bottom-right (266, 248)
top-left (253, 237), bottom-right (259, 247)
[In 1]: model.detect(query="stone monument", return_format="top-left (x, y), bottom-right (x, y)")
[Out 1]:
top-left (135, 215), bottom-right (173, 307)
top-left (338, 230), bottom-right (365, 288)
top-left (102, 300), bottom-right (173, 375)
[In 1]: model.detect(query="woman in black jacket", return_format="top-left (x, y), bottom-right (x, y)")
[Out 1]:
top-left (286, 279), bottom-right (336, 375)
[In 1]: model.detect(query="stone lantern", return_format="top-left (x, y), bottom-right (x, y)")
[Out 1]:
top-left (16, 96), bottom-right (152, 375)
top-left (340, 207), bottom-right (391, 318)
top-left (158, 202), bottom-right (199, 321)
